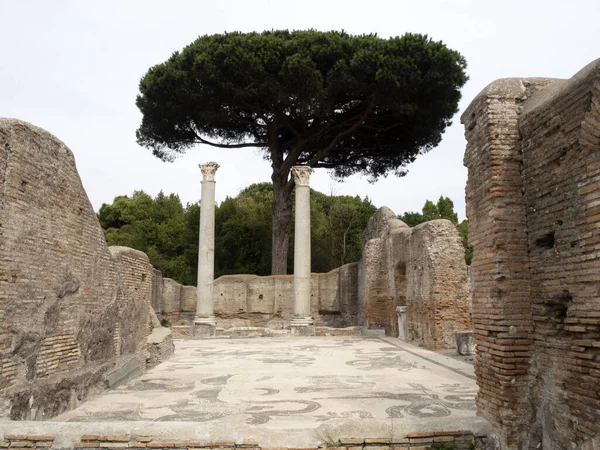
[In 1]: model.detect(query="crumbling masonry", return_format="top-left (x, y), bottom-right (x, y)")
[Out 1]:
top-left (463, 59), bottom-right (600, 449)
top-left (0, 117), bottom-right (472, 423)
top-left (155, 207), bottom-right (472, 350)
top-left (0, 119), bottom-right (173, 420)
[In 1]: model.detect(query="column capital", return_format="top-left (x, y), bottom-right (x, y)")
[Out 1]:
top-left (291, 166), bottom-right (313, 187)
top-left (199, 162), bottom-right (220, 181)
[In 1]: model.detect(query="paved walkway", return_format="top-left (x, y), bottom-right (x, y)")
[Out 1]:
top-left (54, 336), bottom-right (478, 429)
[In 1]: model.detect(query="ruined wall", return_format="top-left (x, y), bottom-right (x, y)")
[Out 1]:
top-left (358, 208), bottom-right (407, 333)
top-left (155, 206), bottom-right (469, 345)
top-left (0, 119), bottom-right (172, 421)
top-left (463, 59), bottom-right (600, 449)
top-left (161, 278), bottom-right (182, 323)
top-left (109, 247), bottom-right (154, 363)
top-left (157, 265), bottom-right (360, 329)
top-left (359, 208), bottom-right (471, 348)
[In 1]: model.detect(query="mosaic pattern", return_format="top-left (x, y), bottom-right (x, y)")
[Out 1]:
top-left (52, 337), bottom-right (477, 429)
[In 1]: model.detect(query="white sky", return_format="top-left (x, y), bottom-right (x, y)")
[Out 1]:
top-left (1, 0), bottom-right (598, 220)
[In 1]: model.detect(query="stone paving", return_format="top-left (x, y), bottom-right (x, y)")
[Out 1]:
top-left (54, 336), bottom-right (478, 429)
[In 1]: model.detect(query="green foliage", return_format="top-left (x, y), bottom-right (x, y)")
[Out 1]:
top-left (428, 444), bottom-right (459, 450)
top-left (136, 30), bottom-right (468, 272)
top-left (98, 191), bottom-right (198, 285)
top-left (215, 183), bottom-right (274, 276)
top-left (310, 190), bottom-right (377, 272)
top-left (456, 219), bottom-right (473, 266)
top-left (399, 196), bottom-right (472, 264)
top-left (98, 185), bottom-right (376, 284)
top-left (136, 30), bottom-right (467, 177)
top-left (398, 211), bottom-right (424, 227)
top-left (399, 196), bottom-right (458, 226)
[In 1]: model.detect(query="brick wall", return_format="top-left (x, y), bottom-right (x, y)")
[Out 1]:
top-left (110, 247), bottom-right (155, 370)
top-left (462, 58), bottom-right (600, 448)
top-left (359, 207), bottom-right (471, 348)
top-left (0, 119), bottom-right (172, 421)
top-left (0, 430), bottom-right (487, 450)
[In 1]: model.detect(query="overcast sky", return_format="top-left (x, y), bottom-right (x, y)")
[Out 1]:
top-left (1, 0), bottom-right (598, 220)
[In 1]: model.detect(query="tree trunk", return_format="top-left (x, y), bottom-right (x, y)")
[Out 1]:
top-left (271, 174), bottom-right (293, 275)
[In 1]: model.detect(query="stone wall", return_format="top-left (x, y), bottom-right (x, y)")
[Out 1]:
top-left (0, 119), bottom-right (173, 421)
top-left (462, 59), bottom-right (600, 449)
top-left (154, 206), bottom-right (469, 348)
top-left (155, 265), bottom-right (360, 329)
top-left (358, 208), bottom-right (471, 348)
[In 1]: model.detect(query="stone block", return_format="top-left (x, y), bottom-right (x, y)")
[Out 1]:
top-left (105, 358), bottom-right (142, 389)
top-left (162, 278), bottom-right (182, 313)
top-left (146, 327), bottom-right (175, 366)
top-left (456, 331), bottom-right (475, 356)
top-left (151, 269), bottom-right (163, 313)
top-left (274, 276), bottom-right (294, 314)
top-left (310, 275), bottom-right (320, 314)
top-left (214, 276), bottom-right (248, 313)
top-left (190, 322), bottom-right (216, 338)
top-left (290, 318), bottom-right (316, 336)
top-left (338, 263), bottom-right (359, 317)
top-left (180, 286), bottom-right (197, 312)
top-left (247, 277), bottom-right (275, 313)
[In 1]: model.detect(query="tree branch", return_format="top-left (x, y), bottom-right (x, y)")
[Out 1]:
top-left (191, 129), bottom-right (266, 149)
top-left (306, 102), bottom-right (375, 167)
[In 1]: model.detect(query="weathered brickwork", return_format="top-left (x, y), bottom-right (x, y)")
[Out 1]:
top-left (35, 333), bottom-right (79, 379)
top-left (110, 247), bottom-right (155, 370)
top-left (359, 207), bottom-right (472, 349)
top-left (463, 59), bottom-right (600, 448)
top-left (0, 120), bottom-right (172, 421)
top-left (0, 430), bottom-right (486, 450)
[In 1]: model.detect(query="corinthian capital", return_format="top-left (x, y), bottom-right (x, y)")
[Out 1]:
top-left (199, 162), bottom-right (220, 181)
top-left (291, 166), bottom-right (312, 187)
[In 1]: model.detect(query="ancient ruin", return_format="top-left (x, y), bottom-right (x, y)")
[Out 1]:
top-left (359, 207), bottom-right (472, 348)
top-left (0, 116), bottom-right (472, 440)
top-left (193, 162), bottom-right (220, 338)
top-left (463, 58), bottom-right (600, 449)
top-left (150, 207), bottom-right (472, 348)
top-left (0, 119), bottom-right (174, 421)
top-left (290, 166), bottom-right (316, 336)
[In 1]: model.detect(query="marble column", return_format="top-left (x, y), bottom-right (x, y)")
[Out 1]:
top-left (192, 162), bottom-right (219, 338)
top-left (290, 166), bottom-right (315, 336)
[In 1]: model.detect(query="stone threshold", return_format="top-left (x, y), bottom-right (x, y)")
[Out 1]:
top-left (170, 326), bottom-right (378, 338)
top-left (0, 429), bottom-right (488, 449)
top-left (0, 418), bottom-right (493, 449)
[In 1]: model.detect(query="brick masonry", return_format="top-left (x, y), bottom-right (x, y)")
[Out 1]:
top-left (0, 430), bottom-right (485, 450)
top-left (462, 58), bottom-right (600, 448)
top-left (0, 120), bottom-right (173, 421)
top-left (359, 207), bottom-right (471, 349)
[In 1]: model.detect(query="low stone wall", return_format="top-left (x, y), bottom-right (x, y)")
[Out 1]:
top-left (155, 264), bottom-right (360, 329)
top-left (0, 119), bottom-right (173, 421)
top-left (154, 207), bottom-right (469, 350)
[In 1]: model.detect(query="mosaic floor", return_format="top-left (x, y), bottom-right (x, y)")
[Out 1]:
top-left (53, 336), bottom-right (477, 430)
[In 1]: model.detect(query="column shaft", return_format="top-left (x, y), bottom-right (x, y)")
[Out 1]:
top-left (196, 178), bottom-right (216, 317)
top-left (193, 162), bottom-right (219, 339)
top-left (293, 184), bottom-right (311, 317)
